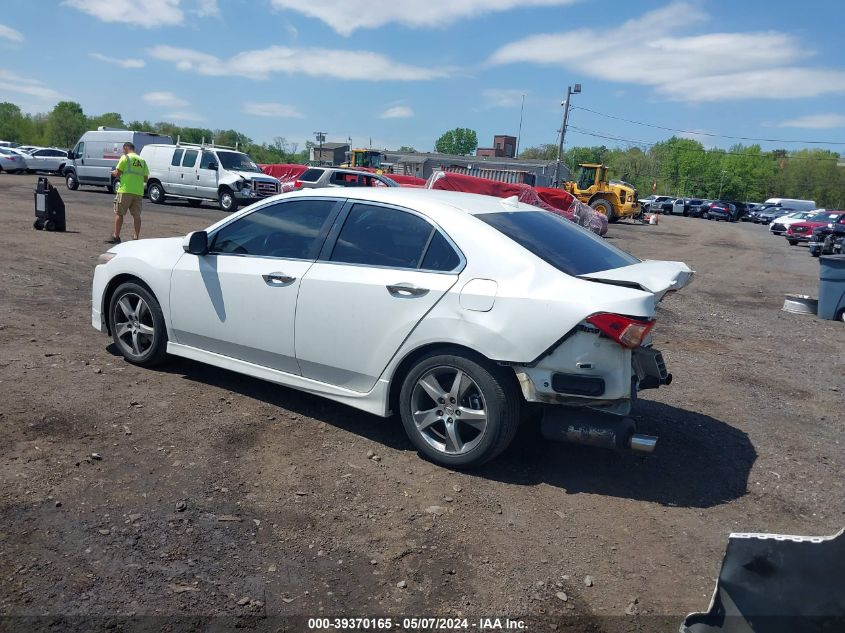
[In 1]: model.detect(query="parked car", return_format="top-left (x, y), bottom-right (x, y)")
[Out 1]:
top-left (141, 143), bottom-right (281, 212)
top-left (293, 167), bottom-right (399, 190)
top-left (808, 218), bottom-right (845, 257)
top-left (705, 201), bottom-right (737, 221)
top-left (786, 210), bottom-right (845, 245)
top-left (757, 206), bottom-right (793, 225)
top-left (91, 188), bottom-right (693, 467)
top-left (671, 198), bottom-right (704, 216)
top-left (17, 146), bottom-right (40, 154)
top-left (689, 199), bottom-right (713, 218)
top-left (642, 195), bottom-right (673, 213)
top-left (763, 197), bottom-right (817, 212)
top-left (770, 211), bottom-right (814, 235)
top-left (25, 148), bottom-right (68, 174)
top-left (0, 147), bottom-right (27, 173)
top-left (65, 128), bottom-right (173, 194)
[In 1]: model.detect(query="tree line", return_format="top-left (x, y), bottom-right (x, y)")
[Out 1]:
top-left (0, 100), bottom-right (313, 165)
top-left (520, 138), bottom-right (845, 207)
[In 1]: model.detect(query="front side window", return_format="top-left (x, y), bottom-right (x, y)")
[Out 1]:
top-left (200, 151), bottom-right (216, 169)
top-left (331, 204), bottom-right (435, 269)
top-left (74, 142), bottom-right (84, 158)
top-left (209, 199), bottom-right (337, 259)
top-left (477, 211), bottom-right (638, 277)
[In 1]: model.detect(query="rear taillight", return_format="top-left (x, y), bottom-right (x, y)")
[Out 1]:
top-left (586, 313), bottom-right (655, 349)
top-left (293, 180), bottom-right (303, 188)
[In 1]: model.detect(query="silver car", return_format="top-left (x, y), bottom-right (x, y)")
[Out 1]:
top-left (0, 147), bottom-right (27, 173)
top-left (25, 148), bottom-right (68, 174)
top-left (294, 167), bottom-right (399, 190)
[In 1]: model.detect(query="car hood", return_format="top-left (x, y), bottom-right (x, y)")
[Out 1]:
top-left (230, 170), bottom-right (278, 182)
top-left (578, 260), bottom-right (694, 301)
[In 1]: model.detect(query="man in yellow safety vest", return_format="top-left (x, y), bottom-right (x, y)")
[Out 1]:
top-left (107, 142), bottom-right (149, 244)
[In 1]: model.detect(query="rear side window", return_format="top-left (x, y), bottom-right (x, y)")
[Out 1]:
top-left (171, 149), bottom-right (183, 166)
top-left (331, 204), bottom-right (434, 269)
top-left (210, 199), bottom-right (337, 259)
top-left (182, 149), bottom-right (198, 167)
top-left (299, 168), bottom-right (323, 182)
top-left (421, 232), bottom-right (460, 271)
top-left (477, 211), bottom-right (638, 276)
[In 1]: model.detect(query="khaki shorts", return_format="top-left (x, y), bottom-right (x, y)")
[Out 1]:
top-left (114, 193), bottom-right (142, 219)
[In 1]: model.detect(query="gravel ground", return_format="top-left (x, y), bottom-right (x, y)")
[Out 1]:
top-left (0, 173), bottom-right (842, 632)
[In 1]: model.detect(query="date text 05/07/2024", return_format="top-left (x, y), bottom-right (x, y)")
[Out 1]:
top-left (306, 617), bottom-right (528, 630)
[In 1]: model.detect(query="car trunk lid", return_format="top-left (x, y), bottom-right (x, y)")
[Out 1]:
top-left (578, 260), bottom-right (694, 301)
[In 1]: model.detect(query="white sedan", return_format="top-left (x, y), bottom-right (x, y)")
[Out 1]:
top-left (92, 188), bottom-right (693, 467)
top-left (25, 147), bottom-right (68, 173)
top-left (769, 211), bottom-right (814, 235)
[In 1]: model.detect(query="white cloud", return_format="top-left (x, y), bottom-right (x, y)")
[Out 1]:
top-left (269, 0), bottom-right (578, 35)
top-left (90, 52), bottom-right (145, 68)
top-left (489, 2), bottom-right (845, 102)
top-left (143, 91), bottom-right (189, 108)
top-left (162, 111), bottom-right (205, 122)
top-left (150, 45), bottom-right (447, 81)
top-left (243, 102), bottom-right (303, 118)
top-left (771, 113), bottom-right (845, 129)
top-left (194, 0), bottom-right (219, 17)
top-left (481, 88), bottom-right (526, 108)
top-left (64, 0), bottom-right (184, 27)
top-left (0, 23), bottom-right (24, 43)
top-left (0, 70), bottom-right (61, 100)
top-left (380, 105), bottom-right (413, 119)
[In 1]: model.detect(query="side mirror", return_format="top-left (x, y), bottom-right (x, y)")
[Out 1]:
top-left (183, 231), bottom-right (209, 255)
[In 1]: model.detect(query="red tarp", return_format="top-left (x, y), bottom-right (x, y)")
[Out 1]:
top-left (426, 171), bottom-right (608, 236)
top-left (261, 163), bottom-right (308, 181)
top-left (388, 173), bottom-right (427, 187)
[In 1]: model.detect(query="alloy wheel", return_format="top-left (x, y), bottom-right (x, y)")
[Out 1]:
top-left (113, 292), bottom-right (155, 358)
top-left (410, 366), bottom-right (488, 455)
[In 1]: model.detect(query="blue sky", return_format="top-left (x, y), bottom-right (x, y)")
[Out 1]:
top-left (1, 0), bottom-right (844, 153)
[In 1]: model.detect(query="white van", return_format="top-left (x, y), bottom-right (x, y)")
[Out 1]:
top-left (763, 198), bottom-right (817, 212)
top-left (140, 143), bottom-right (281, 212)
top-left (65, 128), bottom-right (172, 193)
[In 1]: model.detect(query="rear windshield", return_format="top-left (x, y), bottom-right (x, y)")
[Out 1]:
top-left (299, 168), bottom-right (324, 182)
top-left (477, 211), bottom-right (639, 276)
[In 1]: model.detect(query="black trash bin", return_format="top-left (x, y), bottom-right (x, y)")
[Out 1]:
top-left (33, 176), bottom-right (66, 231)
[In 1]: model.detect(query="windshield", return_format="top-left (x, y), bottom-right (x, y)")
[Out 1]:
top-left (477, 211), bottom-right (639, 277)
top-left (808, 212), bottom-right (841, 221)
top-left (216, 151), bottom-right (261, 173)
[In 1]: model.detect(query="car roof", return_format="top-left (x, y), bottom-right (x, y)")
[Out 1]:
top-left (275, 187), bottom-right (540, 217)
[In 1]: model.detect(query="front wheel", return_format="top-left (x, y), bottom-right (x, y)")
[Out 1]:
top-left (148, 182), bottom-right (166, 204)
top-left (108, 282), bottom-right (168, 367)
top-left (66, 172), bottom-right (79, 190)
top-left (787, 240), bottom-right (798, 246)
top-left (398, 350), bottom-right (521, 468)
top-left (219, 189), bottom-right (238, 212)
top-left (590, 199), bottom-right (617, 223)
top-left (108, 178), bottom-right (120, 195)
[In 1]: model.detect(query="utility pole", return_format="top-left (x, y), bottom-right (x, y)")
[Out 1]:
top-left (718, 169), bottom-right (727, 199)
top-left (515, 94), bottom-right (525, 158)
top-left (313, 131), bottom-right (326, 165)
top-left (553, 83), bottom-right (581, 188)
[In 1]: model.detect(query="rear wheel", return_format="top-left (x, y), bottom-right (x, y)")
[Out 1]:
top-left (33, 219), bottom-right (43, 230)
top-left (147, 182), bottom-right (166, 204)
top-left (590, 198), bottom-right (617, 223)
top-left (108, 282), bottom-right (168, 367)
top-left (398, 350), bottom-right (521, 468)
top-left (787, 240), bottom-right (798, 246)
top-left (44, 220), bottom-right (56, 231)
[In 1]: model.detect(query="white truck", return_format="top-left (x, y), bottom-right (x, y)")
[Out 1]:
top-left (140, 143), bottom-right (281, 212)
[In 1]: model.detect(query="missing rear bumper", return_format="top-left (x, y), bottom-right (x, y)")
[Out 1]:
top-left (541, 406), bottom-right (657, 453)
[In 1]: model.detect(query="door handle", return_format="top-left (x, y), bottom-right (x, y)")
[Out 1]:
top-left (262, 272), bottom-right (296, 286)
top-left (386, 283), bottom-right (429, 298)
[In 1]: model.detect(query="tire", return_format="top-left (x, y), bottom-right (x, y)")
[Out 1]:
top-left (811, 248), bottom-right (820, 258)
top-left (108, 282), bottom-right (168, 367)
top-left (66, 172), bottom-right (79, 190)
top-left (787, 240), bottom-right (798, 246)
top-left (219, 188), bottom-right (238, 212)
top-left (148, 182), bottom-right (166, 205)
top-left (44, 220), bottom-right (56, 231)
top-left (398, 350), bottom-right (521, 468)
top-left (590, 198), bottom-right (617, 223)
top-left (108, 178), bottom-right (120, 195)
top-left (33, 219), bottom-right (43, 230)
top-left (187, 199), bottom-right (202, 207)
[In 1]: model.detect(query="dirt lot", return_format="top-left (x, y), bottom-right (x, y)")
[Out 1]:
top-left (0, 173), bottom-right (842, 631)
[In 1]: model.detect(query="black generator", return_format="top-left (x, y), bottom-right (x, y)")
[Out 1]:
top-left (33, 177), bottom-right (66, 231)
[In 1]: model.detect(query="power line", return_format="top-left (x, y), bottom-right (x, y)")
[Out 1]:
top-left (567, 125), bottom-right (843, 162)
top-left (571, 106), bottom-right (845, 146)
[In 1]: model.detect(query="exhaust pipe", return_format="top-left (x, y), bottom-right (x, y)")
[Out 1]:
top-left (541, 408), bottom-right (658, 453)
